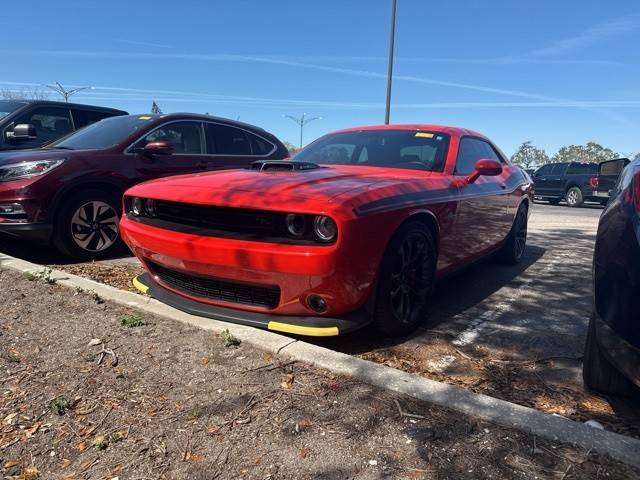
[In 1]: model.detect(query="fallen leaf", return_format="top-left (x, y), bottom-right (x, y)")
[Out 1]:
top-left (22, 465), bottom-right (39, 479)
top-left (299, 447), bottom-right (310, 459)
top-left (200, 357), bottom-right (210, 366)
top-left (62, 458), bottom-right (71, 469)
top-left (3, 412), bottom-right (18, 425)
top-left (280, 373), bottom-right (295, 390)
top-left (77, 441), bottom-right (87, 452)
top-left (3, 460), bottom-right (19, 469)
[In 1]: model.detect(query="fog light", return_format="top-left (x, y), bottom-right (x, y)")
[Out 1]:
top-left (0, 203), bottom-right (25, 215)
top-left (131, 197), bottom-right (143, 216)
top-left (307, 295), bottom-right (328, 313)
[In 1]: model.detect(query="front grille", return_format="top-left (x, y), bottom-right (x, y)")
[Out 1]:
top-left (148, 261), bottom-right (280, 309)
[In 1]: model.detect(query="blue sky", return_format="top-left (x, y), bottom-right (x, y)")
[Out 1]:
top-left (2, 0), bottom-right (639, 156)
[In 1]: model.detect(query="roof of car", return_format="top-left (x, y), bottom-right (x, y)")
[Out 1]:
top-left (331, 124), bottom-right (489, 138)
top-left (129, 112), bottom-right (274, 134)
top-left (8, 100), bottom-right (127, 114)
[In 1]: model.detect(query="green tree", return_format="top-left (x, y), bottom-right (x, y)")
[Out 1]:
top-left (552, 142), bottom-right (619, 164)
top-left (151, 101), bottom-right (163, 115)
top-left (510, 141), bottom-right (549, 168)
top-left (283, 141), bottom-right (300, 155)
top-left (1, 88), bottom-right (49, 100)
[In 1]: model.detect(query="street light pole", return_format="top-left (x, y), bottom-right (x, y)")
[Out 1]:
top-left (384, 0), bottom-right (397, 125)
top-left (43, 82), bottom-right (93, 102)
top-left (284, 113), bottom-right (321, 148)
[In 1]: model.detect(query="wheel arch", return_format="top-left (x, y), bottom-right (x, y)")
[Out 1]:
top-left (49, 178), bottom-right (126, 222)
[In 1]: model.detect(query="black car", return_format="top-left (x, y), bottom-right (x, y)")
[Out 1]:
top-left (0, 100), bottom-right (127, 151)
top-left (0, 113), bottom-right (289, 259)
top-left (532, 161), bottom-right (601, 207)
top-left (583, 157), bottom-right (640, 398)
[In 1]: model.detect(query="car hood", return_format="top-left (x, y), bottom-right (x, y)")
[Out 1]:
top-left (126, 165), bottom-right (441, 215)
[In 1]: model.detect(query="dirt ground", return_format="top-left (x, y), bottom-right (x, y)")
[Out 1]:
top-left (1, 269), bottom-right (638, 479)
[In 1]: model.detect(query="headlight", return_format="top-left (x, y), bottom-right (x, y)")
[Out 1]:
top-left (0, 159), bottom-right (65, 182)
top-left (313, 215), bottom-right (337, 242)
top-left (285, 213), bottom-right (306, 237)
top-left (145, 199), bottom-right (157, 217)
top-left (131, 197), bottom-right (144, 216)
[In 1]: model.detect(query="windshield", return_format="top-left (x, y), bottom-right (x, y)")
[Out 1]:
top-left (294, 130), bottom-right (450, 172)
top-left (0, 100), bottom-right (26, 121)
top-left (48, 115), bottom-right (155, 150)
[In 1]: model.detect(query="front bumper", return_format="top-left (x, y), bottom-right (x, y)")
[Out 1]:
top-left (0, 221), bottom-right (52, 244)
top-left (134, 273), bottom-right (369, 336)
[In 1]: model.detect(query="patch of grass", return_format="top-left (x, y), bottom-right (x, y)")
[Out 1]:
top-left (221, 329), bottom-right (241, 347)
top-left (120, 314), bottom-right (145, 328)
top-left (93, 435), bottom-right (109, 451)
top-left (49, 396), bottom-right (71, 415)
top-left (24, 267), bottom-right (56, 284)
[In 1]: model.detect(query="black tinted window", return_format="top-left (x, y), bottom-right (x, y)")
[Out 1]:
top-left (567, 163), bottom-right (597, 174)
top-left (0, 100), bottom-right (25, 121)
top-left (551, 164), bottom-right (568, 175)
top-left (535, 165), bottom-right (553, 175)
top-left (51, 115), bottom-right (153, 150)
top-left (295, 130), bottom-right (450, 172)
top-left (13, 106), bottom-right (72, 143)
top-left (206, 124), bottom-right (252, 155)
top-left (249, 133), bottom-right (274, 156)
top-left (72, 109), bottom-right (118, 128)
top-left (455, 137), bottom-right (500, 175)
top-left (135, 121), bottom-right (203, 154)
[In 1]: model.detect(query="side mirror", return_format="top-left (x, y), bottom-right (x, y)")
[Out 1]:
top-left (6, 123), bottom-right (37, 142)
top-left (141, 141), bottom-right (174, 156)
top-left (467, 159), bottom-right (503, 184)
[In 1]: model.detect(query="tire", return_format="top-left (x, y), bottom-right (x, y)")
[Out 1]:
top-left (498, 204), bottom-right (528, 265)
top-left (583, 317), bottom-right (639, 399)
top-left (565, 187), bottom-right (583, 207)
top-left (53, 189), bottom-right (123, 260)
top-left (372, 221), bottom-right (437, 337)
top-left (548, 198), bottom-right (561, 205)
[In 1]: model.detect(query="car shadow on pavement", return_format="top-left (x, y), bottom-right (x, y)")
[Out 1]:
top-left (0, 237), bottom-right (134, 265)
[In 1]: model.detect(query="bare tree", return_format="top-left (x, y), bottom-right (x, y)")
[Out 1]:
top-left (1, 87), bottom-right (49, 100)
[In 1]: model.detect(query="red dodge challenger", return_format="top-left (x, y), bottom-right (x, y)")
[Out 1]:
top-left (120, 125), bottom-right (533, 337)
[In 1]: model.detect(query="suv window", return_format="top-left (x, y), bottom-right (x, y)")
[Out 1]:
top-left (535, 164), bottom-right (553, 176)
top-left (72, 109), bottom-right (117, 129)
top-left (134, 121), bottom-right (203, 154)
top-left (551, 164), bottom-right (568, 175)
top-left (206, 123), bottom-right (252, 155)
top-left (455, 137), bottom-right (501, 175)
top-left (249, 133), bottom-right (275, 156)
top-left (567, 163), bottom-right (598, 174)
top-left (11, 106), bottom-right (73, 145)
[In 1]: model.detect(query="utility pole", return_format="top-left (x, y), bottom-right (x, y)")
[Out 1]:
top-left (43, 82), bottom-right (92, 102)
top-left (284, 113), bottom-right (321, 148)
top-left (384, 0), bottom-right (397, 124)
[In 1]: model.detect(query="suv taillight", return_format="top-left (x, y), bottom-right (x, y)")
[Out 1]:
top-left (589, 177), bottom-right (599, 189)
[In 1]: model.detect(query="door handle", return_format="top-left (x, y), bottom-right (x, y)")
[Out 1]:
top-left (500, 183), bottom-right (506, 189)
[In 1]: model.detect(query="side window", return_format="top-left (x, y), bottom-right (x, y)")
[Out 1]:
top-left (247, 132), bottom-right (275, 156)
top-left (13, 107), bottom-right (73, 144)
top-left (455, 137), bottom-right (500, 175)
top-left (206, 124), bottom-right (251, 155)
top-left (134, 122), bottom-right (203, 154)
top-left (535, 165), bottom-right (553, 176)
top-left (72, 110), bottom-right (116, 129)
top-left (551, 164), bottom-right (568, 175)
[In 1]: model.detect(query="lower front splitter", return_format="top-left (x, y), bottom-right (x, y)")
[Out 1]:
top-left (133, 273), bottom-right (369, 337)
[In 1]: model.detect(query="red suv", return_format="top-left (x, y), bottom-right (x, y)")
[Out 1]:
top-left (0, 113), bottom-right (289, 259)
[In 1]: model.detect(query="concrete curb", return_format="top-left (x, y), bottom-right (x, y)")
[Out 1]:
top-left (2, 253), bottom-right (640, 469)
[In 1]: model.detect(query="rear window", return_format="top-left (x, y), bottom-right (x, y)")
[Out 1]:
top-left (294, 130), bottom-right (450, 172)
